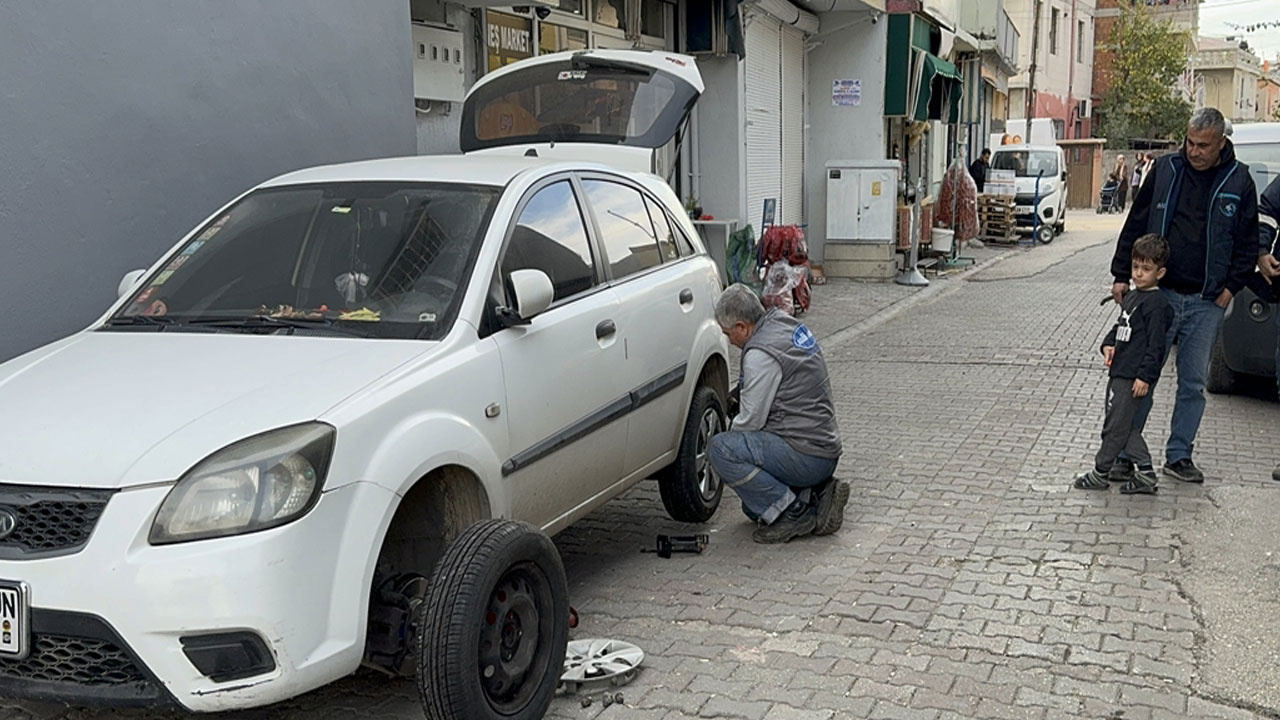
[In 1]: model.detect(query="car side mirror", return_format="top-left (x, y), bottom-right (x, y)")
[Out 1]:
top-left (1061, 171), bottom-right (1068, 181)
top-left (117, 269), bottom-right (147, 298)
top-left (497, 269), bottom-right (554, 327)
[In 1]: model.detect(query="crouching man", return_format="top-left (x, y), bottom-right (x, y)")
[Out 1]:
top-left (710, 284), bottom-right (849, 544)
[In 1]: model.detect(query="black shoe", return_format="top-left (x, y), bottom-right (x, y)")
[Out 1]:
top-left (1120, 469), bottom-right (1159, 495)
top-left (1162, 458), bottom-right (1204, 484)
top-left (1272, 464), bottom-right (1280, 482)
top-left (813, 478), bottom-right (850, 536)
top-left (1107, 459), bottom-right (1135, 483)
top-left (752, 500), bottom-right (816, 544)
top-left (1073, 469), bottom-right (1109, 491)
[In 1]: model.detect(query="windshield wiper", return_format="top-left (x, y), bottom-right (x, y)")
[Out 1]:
top-left (104, 315), bottom-right (177, 329)
top-left (187, 315), bottom-right (371, 337)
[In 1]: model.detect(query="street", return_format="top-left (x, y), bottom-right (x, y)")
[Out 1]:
top-left (7, 211), bottom-right (1279, 720)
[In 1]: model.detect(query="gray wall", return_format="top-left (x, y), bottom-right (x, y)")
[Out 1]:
top-left (0, 1), bottom-right (417, 361)
top-left (412, 0), bottom-right (481, 155)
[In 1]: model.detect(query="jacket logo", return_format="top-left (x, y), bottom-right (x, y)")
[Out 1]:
top-left (1221, 201), bottom-right (1237, 218)
top-left (792, 325), bottom-right (818, 354)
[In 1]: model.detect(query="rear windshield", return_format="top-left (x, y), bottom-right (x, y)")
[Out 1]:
top-left (460, 56), bottom-right (697, 151)
top-left (992, 150), bottom-right (1059, 177)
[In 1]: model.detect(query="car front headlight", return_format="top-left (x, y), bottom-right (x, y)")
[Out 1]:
top-left (149, 423), bottom-right (335, 545)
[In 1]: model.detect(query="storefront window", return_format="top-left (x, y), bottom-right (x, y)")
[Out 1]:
top-left (539, 22), bottom-right (588, 54)
top-left (486, 11), bottom-right (534, 71)
top-left (554, 0), bottom-right (585, 14)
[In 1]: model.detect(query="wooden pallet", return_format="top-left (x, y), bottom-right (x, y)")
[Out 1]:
top-left (978, 196), bottom-right (1018, 243)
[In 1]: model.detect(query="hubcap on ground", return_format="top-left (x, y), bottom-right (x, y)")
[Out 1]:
top-left (478, 564), bottom-right (553, 712)
top-left (695, 407), bottom-right (722, 501)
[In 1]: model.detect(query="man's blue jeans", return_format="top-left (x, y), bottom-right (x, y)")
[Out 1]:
top-left (708, 431), bottom-right (839, 524)
top-left (1129, 288), bottom-right (1225, 464)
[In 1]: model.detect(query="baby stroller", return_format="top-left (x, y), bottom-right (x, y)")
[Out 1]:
top-left (1097, 179), bottom-right (1121, 214)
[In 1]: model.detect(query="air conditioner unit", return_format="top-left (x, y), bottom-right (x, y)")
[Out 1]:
top-left (1077, 98), bottom-right (1092, 118)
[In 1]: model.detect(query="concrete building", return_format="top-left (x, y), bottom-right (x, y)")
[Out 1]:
top-left (955, 0), bottom-right (1022, 156)
top-left (1092, 0), bottom-right (1197, 107)
top-left (1192, 36), bottom-right (1263, 122)
top-left (1260, 63), bottom-right (1280, 122)
top-left (1006, 0), bottom-right (1096, 140)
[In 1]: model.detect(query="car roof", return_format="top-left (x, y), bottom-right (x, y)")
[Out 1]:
top-left (992, 144), bottom-right (1062, 152)
top-left (1231, 122), bottom-right (1280, 145)
top-left (260, 154), bottom-right (566, 189)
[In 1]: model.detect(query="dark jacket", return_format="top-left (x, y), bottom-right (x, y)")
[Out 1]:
top-left (1111, 140), bottom-right (1259, 300)
top-left (1261, 175), bottom-right (1280, 301)
top-left (1101, 289), bottom-right (1173, 384)
top-left (969, 159), bottom-right (988, 192)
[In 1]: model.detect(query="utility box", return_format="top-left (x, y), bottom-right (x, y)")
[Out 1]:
top-left (412, 24), bottom-right (465, 102)
top-left (826, 160), bottom-right (899, 243)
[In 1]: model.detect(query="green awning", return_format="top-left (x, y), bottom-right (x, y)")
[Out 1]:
top-left (911, 53), bottom-right (962, 123)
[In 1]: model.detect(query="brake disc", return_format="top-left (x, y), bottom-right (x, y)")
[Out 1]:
top-left (559, 638), bottom-right (645, 694)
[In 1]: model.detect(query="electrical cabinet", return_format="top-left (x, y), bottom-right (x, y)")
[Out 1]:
top-left (412, 24), bottom-right (465, 102)
top-left (825, 160), bottom-right (900, 244)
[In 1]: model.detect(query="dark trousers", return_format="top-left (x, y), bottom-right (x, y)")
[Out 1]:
top-left (1096, 377), bottom-right (1151, 472)
top-left (1116, 181), bottom-right (1129, 210)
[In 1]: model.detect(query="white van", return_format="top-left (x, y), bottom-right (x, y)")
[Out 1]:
top-left (990, 144), bottom-right (1068, 244)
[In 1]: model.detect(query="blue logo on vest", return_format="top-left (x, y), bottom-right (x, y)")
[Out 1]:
top-left (792, 325), bottom-right (818, 354)
top-left (1221, 201), bottom-right (1237, 218)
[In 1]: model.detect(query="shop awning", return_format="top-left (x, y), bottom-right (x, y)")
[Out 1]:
top-left (911, 53), bottom-right (962, 124)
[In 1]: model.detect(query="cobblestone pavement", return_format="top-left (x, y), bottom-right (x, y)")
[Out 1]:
top-left (7, 212), bottom-right (1280, 719)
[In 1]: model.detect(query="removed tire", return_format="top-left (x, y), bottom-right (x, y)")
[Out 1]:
top-left (417, 519), bottom-right (568, 720)
top-left (1034, 224), bottom-right (1054, 245)
top-left (1206, 332), bottom-right (1239, 395)
top-left (658, 385), bottom-right (725, 522)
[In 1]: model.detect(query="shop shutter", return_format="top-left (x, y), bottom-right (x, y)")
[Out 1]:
top-left (745, 15), bottom-right (782, 233)
top-left (781, 25), bottom-right (805, 225)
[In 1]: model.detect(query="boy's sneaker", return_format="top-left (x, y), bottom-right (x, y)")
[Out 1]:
top-left (1108, 459), bottom-right (1135, 483)
top-left (1073, 469), bottom-right (1109, 491)
top-left (1120, 469), bottom-right (1159, 495)
top-left (1162, 458), bottom-right (1205, 484)
top-left (1272, 464), bottom-right (1279, 482)
top-left (752, 499), bottom-right (815, 544)
top-left (813, 478), bottom-right (851, 536)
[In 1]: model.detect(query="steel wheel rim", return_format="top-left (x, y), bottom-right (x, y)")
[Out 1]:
top-left (695, 406), bottom-right (722, 501)
top-left (478, 563), bottom-right (554, 712)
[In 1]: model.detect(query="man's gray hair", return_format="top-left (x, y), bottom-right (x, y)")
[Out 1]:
top-left (715, 283), bottom-right (765, 328)
top-left (1188, 107), bottom-right (1226, 137)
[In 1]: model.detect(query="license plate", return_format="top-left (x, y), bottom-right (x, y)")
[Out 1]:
top-left (1015, 205), bottom-right (1034, 214)
top-left (0, 582), bottom-right (29, 659)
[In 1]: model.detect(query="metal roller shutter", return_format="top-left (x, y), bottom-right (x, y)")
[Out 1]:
top-left (781, 25), bottom-right (805, 225)
top-left (745, 14), bottom-right (781, 233)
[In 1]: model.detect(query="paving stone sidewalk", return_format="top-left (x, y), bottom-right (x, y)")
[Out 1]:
top-left (7, 214), bottom-right (1279, 720)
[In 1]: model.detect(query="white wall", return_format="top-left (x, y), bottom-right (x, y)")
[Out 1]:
top-left (805, 13), bottom-right (889, 263)
top-left (414, 3), bottom-right (481, 155)
top-left (694, 55), bottom-right (749, 229)
top-left (1007, 0), bottom-right (1094, 102)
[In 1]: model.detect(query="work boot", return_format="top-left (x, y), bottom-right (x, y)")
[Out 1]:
top-left (1162, 458), bottom-right (1204, 484)
top-left (752, 499), bottom-right (815, 544)
top-left (1107, 459), bottom-right (1135, 483)
top-left (813, 478), bottom-right (850, 536)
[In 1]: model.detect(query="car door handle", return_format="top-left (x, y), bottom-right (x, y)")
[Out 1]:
top-left (595, 319), bottom-right (616, 339)
top-left (678, 288), bottom-right (694, 304)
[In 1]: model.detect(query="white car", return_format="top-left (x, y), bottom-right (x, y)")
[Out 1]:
top-left (0, 50), bottom-right (729, 718)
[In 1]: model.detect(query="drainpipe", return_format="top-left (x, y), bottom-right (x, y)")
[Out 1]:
top-left (1066, 0), bottom-right (1078, 138)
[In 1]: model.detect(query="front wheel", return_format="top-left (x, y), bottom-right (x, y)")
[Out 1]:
top-left (417, 519), bottom-right (569, 720)
top-left (1034, 224), bottom-right (1054, 245)
top-left (658, 385), bottom-right (725, 522)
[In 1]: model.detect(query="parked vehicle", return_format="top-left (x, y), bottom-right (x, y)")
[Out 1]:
top-left (0, 50), bottom-right (729, 719)
top-left (1207, 122), bottom-right (1279, 394)
top-left (991, 144), bottom-right (1068, 244)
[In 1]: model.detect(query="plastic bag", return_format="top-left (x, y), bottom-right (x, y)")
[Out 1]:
top-left (936, 155), bottom-right (980, 241)
top-left (758, 225), bottom-right (811, 314)
top-left (761, 260), bottom-right (806, 316)
top-left (726, 225), bottom-right (758, 286)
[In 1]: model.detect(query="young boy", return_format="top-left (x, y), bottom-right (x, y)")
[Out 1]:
top-left (1075, 234), bottom-right (1173, 494)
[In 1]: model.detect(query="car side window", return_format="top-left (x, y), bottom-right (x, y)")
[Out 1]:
top-left (643, 195), bottom-right (680, 261)
top-left (503, 181), bottom-right (596, 302)
top-left (582, 180), bottom-right (663, 278)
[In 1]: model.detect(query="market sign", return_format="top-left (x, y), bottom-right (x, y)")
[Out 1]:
top-left (486, 11), bottom-right (533, 71)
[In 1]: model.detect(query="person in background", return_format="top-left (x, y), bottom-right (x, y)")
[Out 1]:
top-left (1108, 107), bottom-right (1260, 485)
top-left (709, 285), bottom-right (848, 544)
top-left (1111, 154), bottom-right (1130, 211)
top-left (969, 148), bottom-right (991, 193)
top-left (1258, 174), bottom-right (1280, 481)
top-left (1130, 157), bottom-right (1143, 198)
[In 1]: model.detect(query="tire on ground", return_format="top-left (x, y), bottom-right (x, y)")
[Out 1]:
top-left (417, 519), bottom-right (568, 720)
top-left (658, 385), bottom-right (725, 523)
top-left (1035, 224), bottom-right (1055, 244)
top-left (1206, 332), bottom-right (1239, 395)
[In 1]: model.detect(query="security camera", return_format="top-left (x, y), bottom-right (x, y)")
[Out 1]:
top-left (535, 6), bottom-right (551, 19)
top-left (870, 12), bottom-right (881, 24)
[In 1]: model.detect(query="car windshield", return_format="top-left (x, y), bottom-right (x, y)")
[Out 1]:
top-left (111, 182), bottom-right (500, 340)
top-left (992, 150), bottom-right (1059, 177)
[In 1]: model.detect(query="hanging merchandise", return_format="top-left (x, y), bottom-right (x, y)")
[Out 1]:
top-left (758, 225), bottom-right (811, 315)
top-left (935, 153), bottom-right (980, 242)
top-left (725, 225), bottom-right (759, 287)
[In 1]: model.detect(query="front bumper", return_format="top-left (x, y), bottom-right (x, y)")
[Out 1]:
top-left (0, 480), bottom-right (395, 712)
top-left (1222, 287), bottom-right (1279, 378)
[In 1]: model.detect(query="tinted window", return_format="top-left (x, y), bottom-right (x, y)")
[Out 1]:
top-left (643, 195), bottom-right (680, 260)
top-left (992, 150), bottom-right (1059, 177)
top-left (503, 181), bottom-right (596, 302)
top-left (583, 180), bottom-right (663, 278)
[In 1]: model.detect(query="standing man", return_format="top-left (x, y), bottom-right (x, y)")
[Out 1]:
top-left (1109, 107), bottom-right (1260, 484)
top-left (1111, 154), bottom-right (1130, 211)
top-left (969, 148), bottom-right (991, 193)
top-left (1259, 174), bottom-right (1280, 481)
top-left (709, 284), bottom-right (848, 544)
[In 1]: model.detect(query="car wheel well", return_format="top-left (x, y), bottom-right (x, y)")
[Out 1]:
top-left (377, 465), bottom-right (492, 581)
top-left (697, 353), bottom-right (729, 406)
